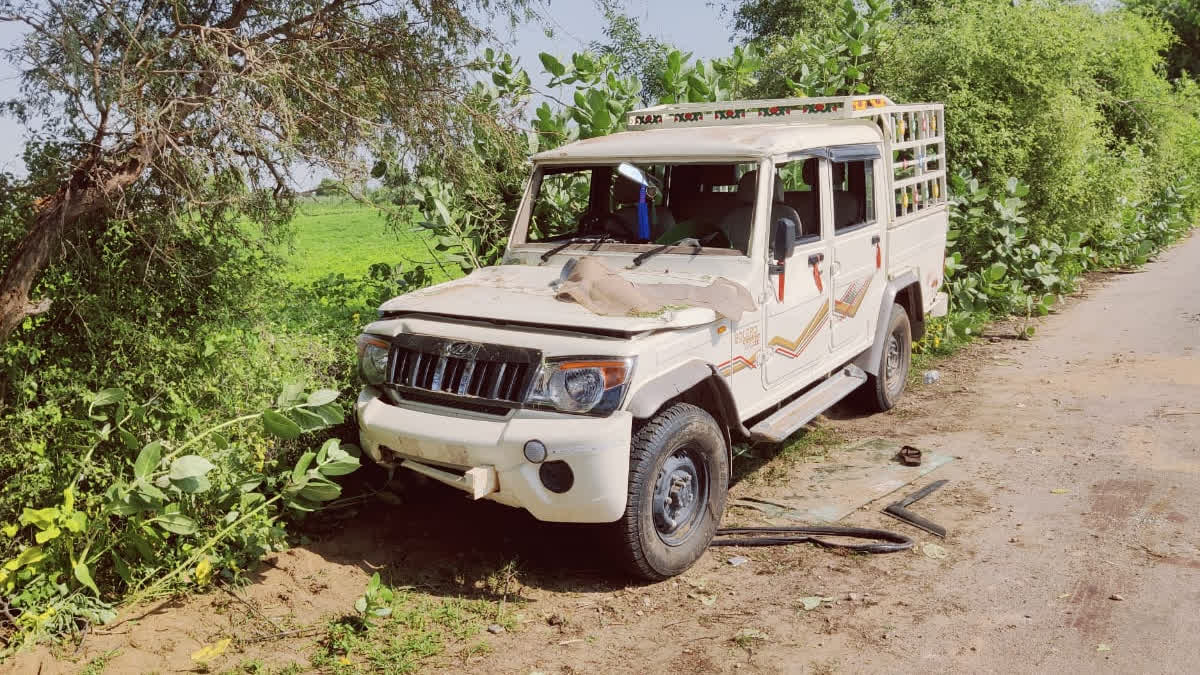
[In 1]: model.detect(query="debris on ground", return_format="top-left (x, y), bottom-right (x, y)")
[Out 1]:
top-left (922, 543), bottom-right (949, 559)
top-left (883, 479), bottom-right (948, 537)
top-left (487, 624), bottom-right (506, 634)
top-left (923, 370), bottom-right (941, 384)
top-left (799, 596), bottom-right (833, 611)
top-left (727, 556), bottom-right (749, 567)
top-left (734, 628), bottom-right (770, 644)
top-left (1097, 643), bottom-right (1113, 652)
top-left (1109, 594), bottom-right (1125, 601)
top-left (895, 445), bottom-right (923, 466)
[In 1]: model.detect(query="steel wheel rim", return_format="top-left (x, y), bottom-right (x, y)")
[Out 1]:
top-left (652, 446), bottom-right (709, 547)
top-left (884, 331), bottom-right (905, 397)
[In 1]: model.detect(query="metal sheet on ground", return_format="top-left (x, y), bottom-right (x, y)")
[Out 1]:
top-left (731, 437), bottom-right (953, 524)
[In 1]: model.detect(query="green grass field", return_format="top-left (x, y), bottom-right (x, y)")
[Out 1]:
top-left (282, 198), bottom-right (448, 285)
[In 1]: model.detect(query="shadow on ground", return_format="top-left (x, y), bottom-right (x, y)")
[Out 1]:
top-left (288, 466), bottom-right (630, 603)
top-left (282, 397), bottom-right (872, 604)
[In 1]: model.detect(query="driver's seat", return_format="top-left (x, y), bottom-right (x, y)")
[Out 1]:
top-left (719, 171), bottom-right (800, 255)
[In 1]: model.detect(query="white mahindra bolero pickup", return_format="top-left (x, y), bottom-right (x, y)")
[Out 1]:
top-left (355, 94), bottom-right (950, 579)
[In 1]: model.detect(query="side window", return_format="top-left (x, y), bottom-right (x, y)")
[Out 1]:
top-left (775, 157), bottom-right (822, 242)
top-left (832, 159), bottom-right (876, 233)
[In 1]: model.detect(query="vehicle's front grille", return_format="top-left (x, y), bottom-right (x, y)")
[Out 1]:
top-left (385, 333), bottom-right (541, 408)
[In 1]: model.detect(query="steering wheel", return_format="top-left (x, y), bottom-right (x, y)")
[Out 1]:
top-left (578, 211), bottom-right (632, 239)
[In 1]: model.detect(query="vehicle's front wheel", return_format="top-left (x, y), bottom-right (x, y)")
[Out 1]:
top-left (615, 403), bottom-right (729, 581)
top-left (858, 302), bottom-right (912, 412)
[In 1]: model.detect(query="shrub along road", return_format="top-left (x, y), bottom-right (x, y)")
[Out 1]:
top-left (15, 234), bottom-right (1200, 673)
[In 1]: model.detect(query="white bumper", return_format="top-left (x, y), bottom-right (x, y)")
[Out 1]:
top-left (355, 388), bottom-right (632, 523)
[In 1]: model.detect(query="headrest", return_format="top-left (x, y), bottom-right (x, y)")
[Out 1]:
top-left (831, 162), bottom-right (847, 188)
top-left (736, 171), bottom-right (786, 203)
top-left (694, 163), bottom-right (738, 186)
top-left (614, 175), bottom-right (644, 204)
top-left (736, 171), bottom-right (757, 203)
top-left (802, 158), bottom-right (819, 188)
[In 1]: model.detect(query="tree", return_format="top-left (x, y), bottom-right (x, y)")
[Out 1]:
top-left (589, 0), bottom-right (674, 104)
top-left (723, 0), bottom-right (842, 42)
top-left (0, 0), bottom-right (519, 345)
top-left (1126, 0), bottom-right (1200, 79)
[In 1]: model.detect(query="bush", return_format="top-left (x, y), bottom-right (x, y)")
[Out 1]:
top-left (877, 0), bottom-right (1194, 249)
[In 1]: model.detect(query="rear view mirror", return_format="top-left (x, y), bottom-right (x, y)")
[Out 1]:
top-left (771, 217), bottom-right (799, 261)
top-left (617, 162), bottom-right (661, 199)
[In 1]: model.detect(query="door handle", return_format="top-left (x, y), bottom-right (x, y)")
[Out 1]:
top-left (870, 234), bottom-right (881, 245)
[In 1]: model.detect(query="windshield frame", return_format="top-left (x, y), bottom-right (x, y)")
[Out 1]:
top-left (507, 158), bottom-right (767, 260)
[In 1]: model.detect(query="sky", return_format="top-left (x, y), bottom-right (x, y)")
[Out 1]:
top-left (0, 0), bottom-right (735, 185)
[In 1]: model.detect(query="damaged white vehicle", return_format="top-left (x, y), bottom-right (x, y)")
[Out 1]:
top-left (355, 95), bottom-right (950, 579)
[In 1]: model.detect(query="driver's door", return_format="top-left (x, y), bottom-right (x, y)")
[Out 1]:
top-left (763, 157), bottom-right (833, 388)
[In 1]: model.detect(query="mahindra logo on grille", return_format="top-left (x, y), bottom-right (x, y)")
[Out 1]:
top-left (445, 341), bottom-right (479, 358)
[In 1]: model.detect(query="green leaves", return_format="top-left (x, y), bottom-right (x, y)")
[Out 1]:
top-left (262, 410), bottom-right (303, 440)
top-left (355, 572), bottom-right (395, 623)
top-left (539, 52), bottom-right (565, 78)
top-left (74, 561), bottom-right (100, 596)
top-left (91, 388), bottom-right (126, 408)
top-left (169, 455), bottom-right (215, 494)
top-left (19, 507), bottom-right (59, 530)
top-left (318, 439), bottom-right (360, 477)
top-left (134, 442), bottom-right (162, 481)
top-left (282, 439), bottom-right (361, 512)
top-left (169, 455), bottom-right (214, 480)
top-left (305, 389), bottom-right (339, 407)
top-left (152, 512), bottom-right (198, 536)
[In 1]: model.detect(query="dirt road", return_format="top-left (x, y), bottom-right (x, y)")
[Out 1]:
top-left (13, 233), bottom-right (1200, 674)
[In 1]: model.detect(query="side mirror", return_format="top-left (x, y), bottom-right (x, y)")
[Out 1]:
top-left (771, 217), bottom-right (799, 261)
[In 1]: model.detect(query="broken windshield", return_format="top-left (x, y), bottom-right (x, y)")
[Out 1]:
top-left (517, 162), bottom-right (762, 255)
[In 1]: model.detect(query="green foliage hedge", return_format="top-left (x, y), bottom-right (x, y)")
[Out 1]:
top-left (879, 0), bottom-right (1200, 242)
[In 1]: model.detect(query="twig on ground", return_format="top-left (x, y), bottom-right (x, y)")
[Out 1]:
top-left (239, 625), bottom-right (322, 644)
top-left (219, 583), bottom-right (282, 633)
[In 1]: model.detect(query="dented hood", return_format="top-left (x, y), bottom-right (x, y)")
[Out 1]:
top-left (377, 264), bottom-right (724, 334)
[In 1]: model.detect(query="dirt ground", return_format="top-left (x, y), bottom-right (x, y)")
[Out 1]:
top-left (10, 232), bottom-right (1200, 674)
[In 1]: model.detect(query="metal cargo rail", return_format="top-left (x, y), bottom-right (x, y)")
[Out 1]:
top-left (626, 95), bottom-right (947, 221)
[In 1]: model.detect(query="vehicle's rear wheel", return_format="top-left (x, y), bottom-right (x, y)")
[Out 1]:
top-left (858, 303), bottom-right (912, 412)
top-left (615, 403), bottom-right (729, 581)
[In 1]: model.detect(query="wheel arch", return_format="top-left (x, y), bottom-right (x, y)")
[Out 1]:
top-left (626, 360), bottom-right (748, 465)
top-left (855, 271), bottom-right (924, 376)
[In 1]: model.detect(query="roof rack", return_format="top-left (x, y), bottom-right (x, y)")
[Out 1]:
top-left (627, 95), bottom-right (925, 130)
top-left (626, 95), bottom-right (947, 221)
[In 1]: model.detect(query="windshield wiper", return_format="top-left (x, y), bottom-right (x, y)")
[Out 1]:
top-left (539, 234), bottom-right (611, 263)
top-left (630, 237), bottom-right (703, 268)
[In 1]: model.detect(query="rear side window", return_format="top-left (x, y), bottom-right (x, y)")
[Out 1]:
top-left (832, 159), bottom-right (875, 233)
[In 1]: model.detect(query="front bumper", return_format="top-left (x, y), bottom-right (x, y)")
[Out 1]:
top-left (355, 388), bottom-right (632, 523)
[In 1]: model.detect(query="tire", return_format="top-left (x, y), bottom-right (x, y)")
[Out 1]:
top-left (858, 303), bottom-right (912, 412)
top-left (614, 403), bottom-right (729, 581)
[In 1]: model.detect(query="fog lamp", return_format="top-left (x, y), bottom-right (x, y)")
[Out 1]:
top-left (523, 439), bottom-right (548, 464)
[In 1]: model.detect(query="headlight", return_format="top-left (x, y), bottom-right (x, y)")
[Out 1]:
top-left (356, 334), bottom-right (390, 385)
top-left (526, 357), bottom-right (635, 415)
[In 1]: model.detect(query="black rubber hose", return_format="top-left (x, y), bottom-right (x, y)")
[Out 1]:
top-left (712, 525), bottom-right (914, 553)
